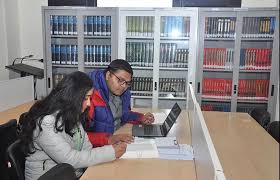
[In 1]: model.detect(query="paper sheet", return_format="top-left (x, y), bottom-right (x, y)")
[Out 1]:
top-left (121, 138), bottom-right (159, 159)
top-left (157, 144), bottom-right (194, 160)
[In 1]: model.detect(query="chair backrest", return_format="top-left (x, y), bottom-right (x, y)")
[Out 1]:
top-left (0, 119), bottom-right (18, 180)
top-left (267, 121), bottom-right (279, 143)
top-left (250, 108), bottom-right (270, 129)
top-left (6, 139), bottom-right (26, 180)
top-left (38, 163), bottom-right (77, 180)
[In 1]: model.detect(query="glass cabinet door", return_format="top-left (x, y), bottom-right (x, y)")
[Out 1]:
top-left (48, 13), bottom-right (79, 92)
top-left (199, 13), bottom-right (237, 112)
top-left (158, 15), bottom-right (190, 109)
top-left (125, 15), bottom-right (155, 108)
top-left (237, 15), bottom-right (276, 113)
top-left (44, 8), bottom-right (117, 94)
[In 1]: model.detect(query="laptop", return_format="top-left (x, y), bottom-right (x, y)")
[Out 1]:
top-left (132, 103), bottom-right (182, 137)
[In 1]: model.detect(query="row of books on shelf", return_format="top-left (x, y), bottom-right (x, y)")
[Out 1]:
top-left (126, 16), bottom-right (154, 37)
top-left (240, 48), bottom-right (272, 70)
top-left (202, 78), bottom-right (232, 99)
top-left (201, 103), bottom-right (231, 112)
top-left (53, 73), bottom-right (65, 87)
top-left (203, 48), bottom-right (234, 70)
top-left (204, 17), bottom-right (236, 38)
top-left (238, 79), bottom-right (269, 100)
top-left (130, 77), bottom-right (186, 96)
top-left (126, 42), bottom-right (189, 68)
top-left (126, 42), bottom-right (154, 67)
top-left (131, 91), bottom-right (185, 98)
top-left (84, 45), bottom-right (112, 66)
top-left (84, 16), bottom-right (111, 36)
top-left (49, 15), bottom-right (275, 39)
top-left (160, 44), bottom-right (188, 68)
top-left (50, 15), bottom-right (77, 35)
top-left (50, 15), bottom-right (112, 36)
top-left (51, 44), bottom-right (78, 65)
top-left (202, 103), bottom-right (265, 113)
top-left (202, 78), bottom-right (269, 100)
top-left (160, 16), bottom-right (190, 37)
top-left (242, 17), bottom-right (275, 38)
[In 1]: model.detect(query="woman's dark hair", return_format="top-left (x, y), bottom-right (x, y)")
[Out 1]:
top-left (19, 71), bottom-right (92, 155)
top-left (105, 59), bottom-right (133, 76)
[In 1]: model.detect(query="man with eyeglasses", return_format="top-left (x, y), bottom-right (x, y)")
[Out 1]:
top-left (84, 59), bottom-right (154, 147)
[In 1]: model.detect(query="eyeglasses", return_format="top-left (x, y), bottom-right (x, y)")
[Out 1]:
top-left (110, 71), bottom-right (132, 87)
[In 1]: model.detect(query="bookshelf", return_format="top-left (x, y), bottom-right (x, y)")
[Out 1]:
top-left (118, 8), bottom-right (198, 109)
top-left (42, 7), bottom-right (278, 118)
top-left (42, 7), bottom-right (118, 94)
top-left (237, 9), bottom-right (279, 118)
top-left (196, 8), bottom-right (279, 121)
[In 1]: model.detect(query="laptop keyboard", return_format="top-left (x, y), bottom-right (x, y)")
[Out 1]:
top-left (144, 126), bottom-right (155, 134)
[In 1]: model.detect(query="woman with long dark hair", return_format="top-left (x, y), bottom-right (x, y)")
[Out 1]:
top-left (19, 71), bottom-right (126, 180)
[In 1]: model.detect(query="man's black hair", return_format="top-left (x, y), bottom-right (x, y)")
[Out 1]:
top-left (105, 59), bottom-right (133, 76)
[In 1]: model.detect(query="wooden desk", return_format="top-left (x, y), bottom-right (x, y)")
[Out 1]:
top-left (203, 111), bottom-right (279, 180)
top-left (0, 101), bottom-right (33, 125)
top-left (81, 109), bottom-right (197, 180)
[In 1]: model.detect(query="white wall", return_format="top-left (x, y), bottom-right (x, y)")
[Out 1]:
top-left (2, 0), bottom-right (21, 80)
top-left (17, 0), bottom-right (48, 99)
top-left (18, 0), bottom-right (47, 59)
top-left (0, 0), bottom-right (9, 80)
top-left (1, 0), bottom-right (47, 98)
top-left (242, 0), bottom-right (278, 7)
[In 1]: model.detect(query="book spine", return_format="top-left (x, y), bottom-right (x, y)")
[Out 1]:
top-left (106, 16), bottom-right (111, 36)
top-left (73, 16), bottom-right (77, 35)
top-left (63, 16), bottom-right (68, 35)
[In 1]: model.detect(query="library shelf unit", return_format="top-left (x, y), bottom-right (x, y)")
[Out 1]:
top-left (42, 7), bottom-right (118, 94)
top-left (118, 8), bottom-right (198, 109)
top-left (195, 8), bottom-right (279, 121)
top-left (43, 7), bottom-right (279, 120)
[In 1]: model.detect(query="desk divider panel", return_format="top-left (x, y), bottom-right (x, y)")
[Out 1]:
top-left (187, 84), bottom-right (226, 180)
top-left (0, 76), bottom-right (34, 111)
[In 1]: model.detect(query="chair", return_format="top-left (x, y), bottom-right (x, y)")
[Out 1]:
top-left (250, 108), bottom-right (270, 129)
top-left (0, 119), bottom-right (18, 180)
top-left (267, 121), bottom-right (279, 143)
top-left (38, 163), bottom-right (77, 180)
top-left (6, 139), bottom-right (26, 180)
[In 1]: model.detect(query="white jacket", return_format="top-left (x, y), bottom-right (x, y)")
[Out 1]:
top-left (25, 113), bottom-right (116, 180)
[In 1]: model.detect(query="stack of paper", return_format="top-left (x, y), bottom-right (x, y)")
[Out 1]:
top-left (121, 138), bottom-right (159, 159)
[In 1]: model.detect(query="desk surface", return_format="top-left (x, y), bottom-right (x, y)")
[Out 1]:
top-left (2, 103), bottom-right (278, 180)
top-left (81, 109), bottom-right (197, 180)
top-left (203, 111), bottom-right (279, 180)
top-left (0, 101), bottom-right (33, 125)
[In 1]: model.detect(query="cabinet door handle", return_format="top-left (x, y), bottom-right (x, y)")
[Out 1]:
top-left (48, 78), bottom-right (51, 88)
top-left (154, 82), bottom-right (157, 91)
top-left (197, 82), bottom-right (200, 93)
top-left (271, 85), bottom-right (274, 96)
top-left (234, 85), bottom-right (237, 94)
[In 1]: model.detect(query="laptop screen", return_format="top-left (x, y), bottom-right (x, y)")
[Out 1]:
top-left (162, 103), bottom-right (181, 133)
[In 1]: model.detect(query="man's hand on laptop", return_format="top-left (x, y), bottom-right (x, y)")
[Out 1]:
top-left (140, 112), bottom-right (155, 125)
top-left (108, 134), bottom-right (134, 145)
